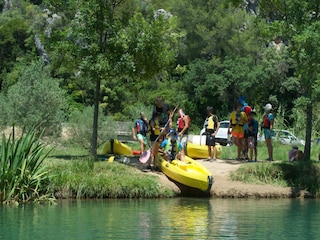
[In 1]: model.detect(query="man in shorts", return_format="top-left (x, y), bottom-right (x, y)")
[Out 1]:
top-left (132, 112), bottom-right (149, 154)
top-left (228, 103), bottom-right (248, 160)
top-left (203, 106), bottom-right (220, 162)
top-left (247, 111), bottom-right (258, 162)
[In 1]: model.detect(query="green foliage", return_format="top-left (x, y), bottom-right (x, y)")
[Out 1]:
top-left (0, 60), bottom-right (66, 135)
top-left (47, 160), bottom-right (175, 198)
top-left (67, 106), bottom-right (117, 152)
top-left (231, 161), bottom-right (320, 195)
top-left (0, 128), bottom-right (53, 203)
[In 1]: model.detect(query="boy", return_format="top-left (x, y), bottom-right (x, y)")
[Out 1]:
top-left (247, 111), bottom-right (258, 162)
top-left (203, 106), bottom-right (220, 162)
top-left (132, 112), bottom-right (149, 154)
top-left (160, 129), bottom-right (185, 162)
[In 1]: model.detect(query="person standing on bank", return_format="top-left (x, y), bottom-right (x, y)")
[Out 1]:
top-left (150, 96), bottom-right (171, 169)
top-left (203, 106), bottom-right (220, 162)
top-left (262, 103), bottom-right (274, 161)
top-left (228, 103), bottom-right (248, 160)
top-left (176, 108), bottom-right (191, 147)
top-left (132, 112), bottom-right (149, 154)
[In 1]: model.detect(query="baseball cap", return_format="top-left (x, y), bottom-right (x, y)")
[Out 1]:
top-left (263, 103), bottom-right (272, 111)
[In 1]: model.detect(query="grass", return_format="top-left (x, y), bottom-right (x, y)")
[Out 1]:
top-left (226, 141), bottom-right (320, 195)
top-left (45, 157), bottom-right (175, 199)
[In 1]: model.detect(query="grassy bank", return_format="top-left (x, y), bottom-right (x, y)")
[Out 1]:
top-left (45, 157), bottom-right (175, 199)
top-left (225, 142), bottom-right (320, 196)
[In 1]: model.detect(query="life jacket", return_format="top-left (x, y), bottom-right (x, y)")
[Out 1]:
top-left (149, 119), bottom-right (160, 135)
top-left (262, 113), bottom-right (272, 129)
top-left (136, 118), bottom-right (148, 135)
top-left (204, 115), bottom-right (217, 132)
top-left (230, 111), bottom-right (246, 126)
top-left (177, 115), bottom-right (191, 130)
top-left (164, 140), bottom-right (180, 160)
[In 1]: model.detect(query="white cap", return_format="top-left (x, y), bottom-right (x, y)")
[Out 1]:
top-left (263, 103), bottom-right (272, 111)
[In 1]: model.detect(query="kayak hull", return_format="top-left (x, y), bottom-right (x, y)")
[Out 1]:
top-left (101, 139), bottom-right (133, 156)
top-left (186, 142), bottom-right (222, 159)
top-left (157, 155), bottom-right (213, 192)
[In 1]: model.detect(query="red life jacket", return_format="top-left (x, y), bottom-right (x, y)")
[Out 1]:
top-left (263, 114), bottom-right (270, 128)
top-left (177, 115), bottom-right (190, 130)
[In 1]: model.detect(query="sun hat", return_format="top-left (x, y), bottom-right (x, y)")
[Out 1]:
top-left (263, 103), bottom-right (272, 111)
top-left (168, 129), bottom-right (178, 140)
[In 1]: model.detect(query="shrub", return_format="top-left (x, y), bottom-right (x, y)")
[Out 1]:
top-left (0, 60), bottom-right (66, 136)
top-left (0, 128), bottom-right (52, 203)
top-left (67, 106), bottom-right (117, 152)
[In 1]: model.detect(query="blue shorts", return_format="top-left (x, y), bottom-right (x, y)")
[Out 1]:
top-left (137, 134), bottom-right (148, 144)
top-left (264, 129), bottom-right (274, 139)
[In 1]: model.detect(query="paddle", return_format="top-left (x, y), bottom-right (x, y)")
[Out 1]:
top-left (139, 105), bottom-right (178, 163)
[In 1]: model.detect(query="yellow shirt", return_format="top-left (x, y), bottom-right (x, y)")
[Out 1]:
top-left (230, 111), bottom-right (247, 133)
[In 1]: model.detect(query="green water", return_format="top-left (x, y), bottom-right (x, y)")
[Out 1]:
top-left (1, 198), bottom-right (320, 239)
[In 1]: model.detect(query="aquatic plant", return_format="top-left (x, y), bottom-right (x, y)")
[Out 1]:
top-left (0, 129), bottom-right (52, 203)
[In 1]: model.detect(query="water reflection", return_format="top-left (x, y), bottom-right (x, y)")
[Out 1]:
top-left (1, 198), bottom-right (320, 239)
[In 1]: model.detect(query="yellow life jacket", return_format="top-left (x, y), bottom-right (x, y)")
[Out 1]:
top-left (230, 111), bottom-right (247, 126)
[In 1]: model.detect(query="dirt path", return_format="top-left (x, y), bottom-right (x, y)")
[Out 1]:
top-left (147, 159), bottom-right (296, 198)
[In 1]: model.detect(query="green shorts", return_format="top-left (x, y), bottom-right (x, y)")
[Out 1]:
top-left (137, 133), bottom-right (148, 144)
top-left (264, 129), bottom-right (274, 139)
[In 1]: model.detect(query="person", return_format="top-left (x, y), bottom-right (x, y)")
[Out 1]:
top-left (238, 96), bottom-right (252, 159)
top-left (228, 103), bottom-right (248, 160)
top-left (150, 96), bottom-right (171, 168)
top-left (288, 146), bottom-right (304, 162)
top-left (262, 103), bottom-right (274, 161)
top-left (175, 108), bottom-right (190, 147)
top-left (203, 106), bottom-right (220, 162)
top-left (247, 111), bottom-right (258, 162)
top-left (160, 129), bottom-right (185, 162)
top-left (132, 112), bottom-right (149, 154)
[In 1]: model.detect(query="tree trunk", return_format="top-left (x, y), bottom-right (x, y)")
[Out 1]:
top-left (91, 77), bottom-right (101, 158)
top-left (304, 101), bottom-right (312, 160)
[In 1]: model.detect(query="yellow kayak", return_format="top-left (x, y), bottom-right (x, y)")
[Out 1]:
top-left (186, 142), bottom-right (222, 159)
top-left (157, 155), bottom-right (213, 192)
top-left (101, 139), bottom-right (133, 156)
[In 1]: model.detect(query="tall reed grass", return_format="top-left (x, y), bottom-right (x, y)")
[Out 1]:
top-left (0, 129), bottom-right (52, 203)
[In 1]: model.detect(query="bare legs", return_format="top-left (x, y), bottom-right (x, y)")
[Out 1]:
top-left (265, 137), bottom-right (273, 160)
top-left (232, 137), bottom-right (244, 159)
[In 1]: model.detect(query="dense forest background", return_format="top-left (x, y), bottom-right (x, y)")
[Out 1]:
top-left (0, 0), bottom-right (319, 157)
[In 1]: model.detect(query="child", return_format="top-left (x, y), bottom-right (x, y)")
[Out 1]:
top-left (160, 129), bottom-right (185, 162)
top-left (247, 111), bottom-right (258, 162)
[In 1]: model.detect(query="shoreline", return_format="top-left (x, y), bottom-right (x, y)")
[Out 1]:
top-left (148, 159), bottom-right (312, 199)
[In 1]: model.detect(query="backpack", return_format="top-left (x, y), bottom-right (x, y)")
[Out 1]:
top-left (136, 119), bottom-right (148, 135)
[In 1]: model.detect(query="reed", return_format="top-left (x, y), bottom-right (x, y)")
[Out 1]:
top-left (0, 129), bottom-right (52, 203)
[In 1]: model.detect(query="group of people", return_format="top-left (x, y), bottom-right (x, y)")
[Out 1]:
top-left (132, 95), bottom-right (276, 170)
top-left (227, 97), bottom-right (275, 162)
top-left (132, 96), bottom-right (189, 170)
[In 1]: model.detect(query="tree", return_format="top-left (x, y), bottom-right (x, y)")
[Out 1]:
top-left (44, 0), bottom-right (177, 156)
top-left (256, 0), bottom-right (320, 160)
top-left (0, 60), bottom-right (66, 135)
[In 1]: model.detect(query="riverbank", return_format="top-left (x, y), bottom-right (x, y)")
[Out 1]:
top-left (147, 159), bottom-right (308, 198)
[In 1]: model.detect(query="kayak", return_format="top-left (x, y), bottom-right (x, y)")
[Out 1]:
top-left (101, 139), bottom-right (134, 156)
top-left (186, 142), bottom-right (222, 159)
top-left (157, 155), bottom-right (213, 192)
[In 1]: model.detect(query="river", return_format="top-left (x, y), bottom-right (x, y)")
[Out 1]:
top-left (1, 198), bottom-right (319, 239)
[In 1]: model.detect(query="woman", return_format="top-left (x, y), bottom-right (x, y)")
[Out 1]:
top-left (262, 103), bottom-right (274, 161)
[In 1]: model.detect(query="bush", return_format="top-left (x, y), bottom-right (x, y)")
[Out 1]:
top-left (0, 60), bottom-right (66, 136)
top-left (67, 106), bottom-right (117, 152)
top-left (0, 128), bottom-right (52, 203)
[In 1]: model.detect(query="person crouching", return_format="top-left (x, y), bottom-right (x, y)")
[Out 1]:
top-left (160, 129), bottom-right (185, 162)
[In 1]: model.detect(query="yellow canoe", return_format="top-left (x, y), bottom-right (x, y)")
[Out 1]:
top-left (101, 139), bottom-right (133, 156)
top-left (157, 155), bottom-right (213, 192)
top-left (186, 142), bottom-right (222, 159)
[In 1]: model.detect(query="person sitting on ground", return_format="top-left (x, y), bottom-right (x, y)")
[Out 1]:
top-left (288, 146), bottom-right (304, 162)
top-left (175, 108), bottom-right (191, 147)
top-left (247, 111), bottom-right (259, 162)
top-left (203, 106), bottom-right (220, 162)
top-left (132, 112), bottom-right (149, 154)
top-left (228, 103), bottom-right (248, 160)
top-left (160, 129), bottom-right (185, 162)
